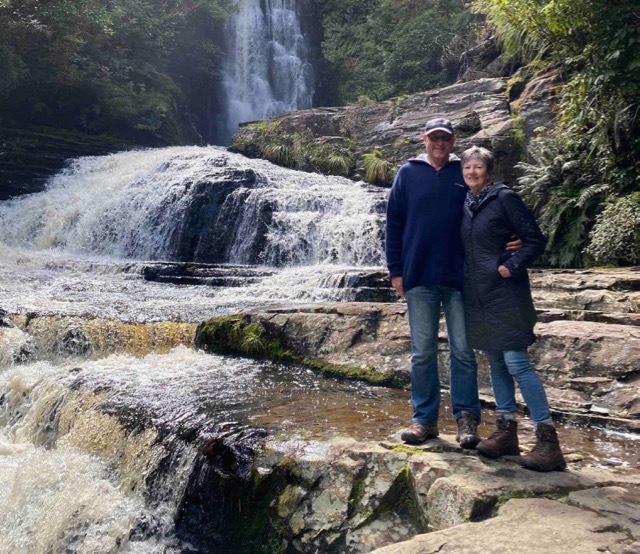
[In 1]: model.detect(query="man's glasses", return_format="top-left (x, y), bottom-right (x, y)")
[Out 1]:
top-left (427, 134), bottom-right (453, 143)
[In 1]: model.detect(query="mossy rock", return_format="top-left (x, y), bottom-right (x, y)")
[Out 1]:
top-left (195, 315), bottom-right (402, 388)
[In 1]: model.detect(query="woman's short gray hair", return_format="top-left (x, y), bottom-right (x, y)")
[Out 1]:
top-left (460, 146), bottom-right (494, 173)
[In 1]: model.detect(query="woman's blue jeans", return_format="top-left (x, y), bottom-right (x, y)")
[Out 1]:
top-left (485, 348), bottom-right (551, 422)
top-left (406, 286), bottom-right (480, 425)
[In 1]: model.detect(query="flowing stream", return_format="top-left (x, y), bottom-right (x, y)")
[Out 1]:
top-left (0, 146), bottom-right (637, 552)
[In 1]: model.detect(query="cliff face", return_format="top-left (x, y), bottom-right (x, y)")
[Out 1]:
top-left (232, 77), bottom-right (529, 185)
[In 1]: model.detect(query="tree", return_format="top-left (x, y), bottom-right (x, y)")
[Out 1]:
top-left (0, 0), bottom-right (232, 144)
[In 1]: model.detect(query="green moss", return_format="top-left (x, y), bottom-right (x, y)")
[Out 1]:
top-left (390, 445), bottom-right (425, 455)
top-left (392, 138), bottom-right (412, 150)
top-left (356, 464), bottom-right (425, 530)
top-left (347, 476), bottom-right (367, 518)
top-left (495, 490), bottom-right (536, 507)
top-left (195, 315), bottom-right (403, 388)
top-left (300, 357), bottom-right (402, 387)
top-left (195, 316), bottom-right (268, 355)
top-left (510, 114), bottom-right (527, 162)
top-left (233, 469), bottom-right (289, 554)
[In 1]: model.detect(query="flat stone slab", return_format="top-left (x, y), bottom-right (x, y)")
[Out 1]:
top-left (369, 498), bottom-right (638, 554)
top-left (567, 486), bottom-right (640, 540)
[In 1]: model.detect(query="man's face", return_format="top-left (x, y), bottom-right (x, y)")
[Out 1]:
top-left (422, 132), bottom-right (456, 168)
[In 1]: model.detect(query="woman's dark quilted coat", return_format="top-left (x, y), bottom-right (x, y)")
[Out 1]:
top-left (460, 183), bottom-right (546, 351)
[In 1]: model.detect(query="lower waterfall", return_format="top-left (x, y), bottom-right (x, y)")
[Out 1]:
top-left (0, 146), bottom-right (394, 552)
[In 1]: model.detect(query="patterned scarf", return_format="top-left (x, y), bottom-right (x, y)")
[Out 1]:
top-left (465, 183), bottom-right (496, 212)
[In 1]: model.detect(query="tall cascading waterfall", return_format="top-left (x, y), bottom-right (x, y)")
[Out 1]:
top-left (221, 0), bottom-right (315, 142)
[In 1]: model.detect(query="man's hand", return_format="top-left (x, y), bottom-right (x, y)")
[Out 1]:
top-left (391, 275), bottom-right (405, 299)
top-left (498, 265), bottom-right (512, 278)
top-left (505, 236), bottom-right (522, 252)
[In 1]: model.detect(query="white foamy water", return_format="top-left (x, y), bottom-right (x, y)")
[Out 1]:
top-left (0, 146), bottom-right (385, 267)
top-left (0, 145), bottom-right (391, 550)
top-left (0, 349), bottom-right (275, 553)
top-left (0, 444), bottom-right (148, 554)
top-left (0, 361), bottom-right (152, 553)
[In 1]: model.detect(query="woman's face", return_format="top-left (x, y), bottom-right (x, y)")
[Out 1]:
top-left (463, 158), bottom-right (489, 192)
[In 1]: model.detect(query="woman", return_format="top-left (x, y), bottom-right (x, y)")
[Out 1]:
top-left (459, 146), bottom-right (565, 472)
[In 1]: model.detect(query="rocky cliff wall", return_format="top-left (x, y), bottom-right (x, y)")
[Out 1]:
top-left (232, 77), bottom-right (528, 185)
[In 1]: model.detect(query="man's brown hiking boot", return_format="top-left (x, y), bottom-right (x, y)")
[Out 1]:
top-left (476, 415), bottom-right (520, 458)
top-left (456, 411), bottom-right (480, 449)
top-left (521, 422), bottom-right (566, 472)
top-left (400, 422), bottom-right (439, 444)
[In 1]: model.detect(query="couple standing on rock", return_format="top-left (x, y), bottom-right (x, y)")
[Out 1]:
top-left (385, 117), bottom-right (566, 472)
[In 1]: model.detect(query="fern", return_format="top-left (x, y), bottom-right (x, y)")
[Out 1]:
top-left (362, 150), bottom-right (395, 186)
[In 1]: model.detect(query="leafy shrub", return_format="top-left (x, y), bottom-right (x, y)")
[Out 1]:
top-left (584, 194), bottom-right (640, 266)
top-left (515, 138), bottom-right (604, 268)
top-left (476, 0), bottom-right (640, 267)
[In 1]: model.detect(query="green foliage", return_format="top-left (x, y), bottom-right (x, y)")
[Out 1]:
top-left (516, 138), bottom-right (604, 267)
top-left (232, 122), bottom-right (356, 177)
top-left (316, 0), bottom-right (476, 104)
top-left (585, 194), bottom-right (640, 266)
top-left (476, 0), bottom-right (640, 266)
top-left (0, 0), bottom-right (232, 144)
top-left (362, 150), bottom-right (395, 186)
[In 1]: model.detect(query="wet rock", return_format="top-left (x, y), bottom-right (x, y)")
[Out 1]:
top-left (18, 315), bottom-right (196, 359)
top-left (511, 69), bottom-right (564, 159)
top-left (457, 37), bottom-right (515, 83)
top-left (196, 268), bottom-right (639, 428)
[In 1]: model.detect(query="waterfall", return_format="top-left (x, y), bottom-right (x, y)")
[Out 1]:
top-left (0, 147), bottom-right (386, 267)
top-left (221, 0), bottom-right (315, 142)
top-left (0, 146), bottom-right (391, 551)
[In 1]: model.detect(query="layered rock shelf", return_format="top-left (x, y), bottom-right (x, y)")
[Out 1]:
top-left (196, 268), bottom-right (640, 431)
top-left (232, 78), bottom-right (522, 185)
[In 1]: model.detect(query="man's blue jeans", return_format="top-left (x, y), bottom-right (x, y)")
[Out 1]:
top-left (405, 286), bottom-right (480, 424)
top-left (485, 348), bottom-right (551, 422)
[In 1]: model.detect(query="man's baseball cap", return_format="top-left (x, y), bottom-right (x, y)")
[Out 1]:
top-left (424, 117), bottom-right (454, 136)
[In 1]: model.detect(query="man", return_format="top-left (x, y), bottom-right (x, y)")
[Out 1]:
top-left (385, 117), bottom-right (517, 447)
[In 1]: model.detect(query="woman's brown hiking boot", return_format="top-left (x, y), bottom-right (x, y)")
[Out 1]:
top-left (476, 416), bottom-right (520, 458)
top-left (521, 422), bottom-right (566, 472)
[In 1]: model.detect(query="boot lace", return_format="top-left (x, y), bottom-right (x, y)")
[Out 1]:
top-left (458, 413), bottom-right (477, 436)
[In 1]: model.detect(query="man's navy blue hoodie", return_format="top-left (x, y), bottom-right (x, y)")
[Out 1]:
top-left (385, 154), bottom-right (467, 292)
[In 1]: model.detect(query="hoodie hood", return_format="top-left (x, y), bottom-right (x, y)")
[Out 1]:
top-left (408, 152), bottom-right (460, 166)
